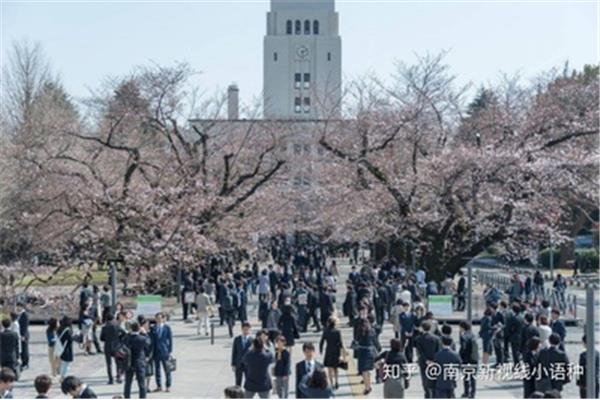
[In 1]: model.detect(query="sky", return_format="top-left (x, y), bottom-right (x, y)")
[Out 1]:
top-left (1, 0), bottom-right (598, 108)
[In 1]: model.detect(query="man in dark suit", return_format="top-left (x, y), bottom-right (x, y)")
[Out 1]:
top-left (151, 313), bottom-right (173, 393)
top-left (15, 304), bottom-right (29, 370)
top-left (231, 322), bottom-right (252, 387)
top-left (123, 322), bottom-right (151, 399)
top-left (318, 287), bottom-right (334, 328)
top-left (577, 334), bottom-right (599, 399)
top-left (0, 319), bottom-right (19, 378)
top-left (550, 309), bottom-right (566, 349)
top-left (100, 313), bottom-right (123, 384)
top-left (537, 333), bottom-right (570, 393)
top-left (456, 271), bottom-right (466, 311)
top-left (504, 304), bottom-right (524, 365)
top-left (295, 342), bottom-right (322, 399)
top-left (433, 336), bottom-right (462, 398)
top-left (61, 376), bottom-right (97, 398)
top-left (414, 321), bottom-right (442, 398)
top-left (520, 313), bottom-right (539, 356)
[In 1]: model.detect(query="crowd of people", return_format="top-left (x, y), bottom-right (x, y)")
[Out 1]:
top-left (0, 239), bottom-right (597, 399)
top-left (0, 283), bottom-right (175, 399)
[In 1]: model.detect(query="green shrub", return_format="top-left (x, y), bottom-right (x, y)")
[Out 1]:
top-left (538, 247), bottom-right (599, 271)
top-left (538, 248), bottom-right (561, 269)
top-left (575, 248), bottom-right (599, 272)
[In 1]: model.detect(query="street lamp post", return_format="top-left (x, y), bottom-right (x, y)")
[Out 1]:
top-left (110, 261), bottom-right (117, 313)
top-left (549, 235), bottom-right (554, 280)
top-left (585, 284), bottom-right (596, 399)
top-left (467, 262), bottom-right (473, 324)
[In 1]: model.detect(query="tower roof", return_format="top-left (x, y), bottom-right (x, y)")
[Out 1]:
top-left (271, 0), bottom-right (335, 12)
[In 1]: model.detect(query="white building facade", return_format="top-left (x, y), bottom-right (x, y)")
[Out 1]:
top-left (263, 0), bottom-right (342, 119)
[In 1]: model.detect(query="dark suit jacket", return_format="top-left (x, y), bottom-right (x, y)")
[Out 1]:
top-left (17, 312), bottom-right (29, 339)
top-left (415, 332), bottom-right (442, 367)
top-left (77, 386), bottom-right (97, 398)
top-left (100, 322), bottom-right (122, 354)
top-left (0, 330), bottom-right (19, 365)
top-left (550, 319), bottom-right (566, 342)
top-left (577, 349), bottom-right (600, 388)
top-left (538, 346), bottom-right (570, 391)
top-left (151, 324), bottom-right (172, 361)
top-left (433, 347), bottom-right (462, 390)
top-left (58, 327), bottom-right (74, 362)
top-left (520, 324), bottom-right (539, 353)
top-left (457, 277), bottom-right (466, 293)
top-left (504, 312), bottom-right (524, 343)
top-left (125, 332), bottom-right (151, 368)
top-left (241, 350), bottom-right (274, 392)
top-left (231, 335), bottom-right (252, 368)
top-left (295, 360), bottom-right (323, 398)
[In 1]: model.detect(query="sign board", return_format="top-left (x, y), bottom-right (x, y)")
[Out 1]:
top-left (427, 295), bottom-right (453, 317)
top-left (135, 295), bottom-right (162, 317)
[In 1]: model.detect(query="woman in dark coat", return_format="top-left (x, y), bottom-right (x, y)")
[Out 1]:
top-left (355, 320), bottom-right (380, 395)
top-left (375, 338), bottom-right (409, 398)
top-left (319, 316), bottom-right (344, 389)
top-left (57, 316), bottom-right (74, 380)
top-left (277, 305), bottom-right (299, 352)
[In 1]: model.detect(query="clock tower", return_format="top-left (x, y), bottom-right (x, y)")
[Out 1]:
top-left (263, 0), bottom-right (342, 119)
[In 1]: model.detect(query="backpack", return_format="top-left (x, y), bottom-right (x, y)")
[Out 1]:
top-left (113, 340), bottom-right (132, 370)
top-left (221, 291), bottom-right (234, 311)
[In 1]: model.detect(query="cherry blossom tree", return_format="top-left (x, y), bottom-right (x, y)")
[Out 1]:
top-left (318, 54), bottom-right (598, 281)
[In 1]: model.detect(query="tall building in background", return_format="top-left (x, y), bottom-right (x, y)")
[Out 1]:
top-left (263, 0), bottom-right (342, 119)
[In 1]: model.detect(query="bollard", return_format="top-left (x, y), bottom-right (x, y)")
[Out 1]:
top-left (210, 322), bottom-right (215, 345)
top-left (573, 295), bottom-right (577, 319)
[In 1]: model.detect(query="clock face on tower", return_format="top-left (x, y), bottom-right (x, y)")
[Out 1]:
top-left (296, 45), bottom-right (309, 59)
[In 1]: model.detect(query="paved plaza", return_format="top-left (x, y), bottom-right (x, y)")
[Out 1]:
top-left (8, 261), bottom-right (594, 399)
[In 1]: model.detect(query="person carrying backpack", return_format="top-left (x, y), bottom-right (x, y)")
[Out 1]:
top-left (459, 321), bottom-right (479, 399)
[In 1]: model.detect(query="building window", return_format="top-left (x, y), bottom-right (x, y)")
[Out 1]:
top-left (294, 73), bottom-right (301, 89)
top-left (304, 20), bottom-right (310, 34)
top-left (313, 20), bottom-right (320, 35)
top-left (273, 52), bottom-right (278, 61)
top-left (303, 73), bottom-right (310, 89)
top-left (295, 20), bottom-right (301, 35)
top-left (294, 97), bottom-right (301, 113)
top-left (303, 97), bottom-right (311, 113)
top-left (293, 143), bottom-right (302, 154)
top-left (286, 20), bottom-right (292, 35)
top-left (327, 52), bottom-right (331, 62)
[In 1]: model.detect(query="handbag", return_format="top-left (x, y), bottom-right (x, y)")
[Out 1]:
top-left (166, 355), bottom-right (177, 372)
top-left (145, 361), bottom-right (154, 377)
top-left (338, 349), bottom-right (349, 370)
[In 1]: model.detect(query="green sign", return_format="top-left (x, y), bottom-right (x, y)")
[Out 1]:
top-left (427, 295), bottom-right (453, 317)
top-left (135, 295), bottom-right (162, 317)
